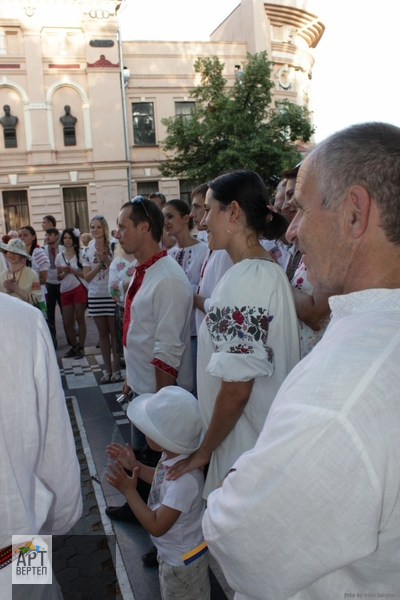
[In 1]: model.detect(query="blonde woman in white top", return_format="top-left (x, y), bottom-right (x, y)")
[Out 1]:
top-left (82, 215), bottom-right (120, 383)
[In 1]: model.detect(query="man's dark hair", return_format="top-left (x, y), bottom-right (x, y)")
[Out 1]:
top-left (148, 191), bottom-right (166, 207)
top-left (43, 215), bottom-right (56, 227)
top-left (281, 165), bottom-right (300, 181)
top-left (45, 227), bottom-right (59, 237)
top-left (121, 199), bottom-right (164, 242)
top-left (191, 183), bottom-right (208, 200)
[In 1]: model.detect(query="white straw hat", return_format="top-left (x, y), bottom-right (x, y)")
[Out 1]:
top-left (0, 238), bottom-right (30, 258)
top-left (127, 386), bottom-right (202, 454)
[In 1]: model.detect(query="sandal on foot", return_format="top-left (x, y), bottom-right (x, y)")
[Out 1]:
top-left (74, 347), bottom-right (85, 359)
top-left (111, 371), bottom-right (122, 383)
top-left (64, 345), bottom-right (78, 358)
top-left (100, 371), bottom-right (112, 384)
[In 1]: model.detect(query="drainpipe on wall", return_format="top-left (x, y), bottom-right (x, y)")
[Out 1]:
top-left (117, 11), bottom-right (132, 201)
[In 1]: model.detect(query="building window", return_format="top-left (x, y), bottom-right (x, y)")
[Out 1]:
top-left (137, 181), bottom-right (159, 198)
top-left (63, 187), bottom-right (89, 232)
top-left (175, 101), bottom-right (195, 120)
top-left (4, 30), bottom-right (21, 55)
top-left (179, 180), bottom-right (200, 205)
top-left (132, 102), bottom-right (156, 145)
top-left (2, 190), bottom-right (29, 232)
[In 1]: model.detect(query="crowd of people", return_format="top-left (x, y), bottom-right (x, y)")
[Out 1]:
top-left (2, 121), bottom-right (400, 600)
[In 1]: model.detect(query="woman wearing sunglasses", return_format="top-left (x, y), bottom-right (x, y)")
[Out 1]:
top-left (82, 215), bottom-right (121, 383)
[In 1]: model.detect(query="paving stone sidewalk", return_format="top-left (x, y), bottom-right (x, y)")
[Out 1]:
top-left (51, 398), bottom-right (121, 600)
top-left (54, 309), bottom-right (233, 600)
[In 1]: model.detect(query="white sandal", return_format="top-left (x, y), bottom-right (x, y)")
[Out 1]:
top-left (111, 371), bottom-right (122, 383)
top-left (100, 371), bottom-right (111, 384)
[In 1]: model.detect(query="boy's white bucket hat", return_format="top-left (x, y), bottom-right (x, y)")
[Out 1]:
top-left (127, 386), bottom-right (202, 454)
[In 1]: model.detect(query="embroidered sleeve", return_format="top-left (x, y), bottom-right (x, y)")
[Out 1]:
top-left (151, 357), bottom-right (178, 379)
top-left (205, 304), bottom-right (275, 381)
top-left (82, 247), bottom-right (90, 266)
top-left (109, 260), bottom-right (123, 301)
top-left (33, 248), bottom-right (50, 270)
top-left (206, 305), bottom-right (274, 359)
top-left (109, 280), bottom-right (122, 301)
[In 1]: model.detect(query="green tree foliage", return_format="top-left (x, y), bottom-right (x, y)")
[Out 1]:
top-left (160, 52), bottom-right (314, 185)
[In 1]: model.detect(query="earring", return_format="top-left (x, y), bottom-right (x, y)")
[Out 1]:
top-left (226, 219), bottom-right (239, 234)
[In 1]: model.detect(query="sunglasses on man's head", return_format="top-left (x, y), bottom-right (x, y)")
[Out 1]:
top-left (131, 196), bottom-right (152, 225)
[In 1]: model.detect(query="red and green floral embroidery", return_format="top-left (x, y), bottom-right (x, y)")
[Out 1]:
top-left (82, 249), bottom-right (109, 277)
top-left (294, 276), bottom-right (304, 289)
top-left (110, 280), bottom-right (120, 300)
top-left (229, 343), bottom-right (254, 354)
top-left (206, 305), bottom-right (274, 359)
top-left (92, 256), bottom-right (108, 270)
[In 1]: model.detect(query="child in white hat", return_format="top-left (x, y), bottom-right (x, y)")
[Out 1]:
top-left (106, 386), bottom-right (210, 599)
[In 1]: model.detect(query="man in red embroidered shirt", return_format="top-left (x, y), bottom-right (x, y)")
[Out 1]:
top-left (105, 197), bottom-right (193, 537)
top-left (118, 197), bottom-right (193, 395)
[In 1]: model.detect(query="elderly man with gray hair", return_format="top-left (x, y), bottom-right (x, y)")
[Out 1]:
top-left (203, 122), bottom-right (400, 600)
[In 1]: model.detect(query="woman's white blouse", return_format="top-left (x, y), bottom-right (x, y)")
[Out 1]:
top-left (198, 258), bottom-right (300, 497)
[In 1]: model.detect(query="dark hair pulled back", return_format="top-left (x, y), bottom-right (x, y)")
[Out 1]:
top-left (208, 170), bottom-right (288, 241)
top-left (208, 169), bottom-right (288, 240)
top-left (19, 225), bottom-right (38, 265)
top-left (164, 199), bottom-right (194, 230)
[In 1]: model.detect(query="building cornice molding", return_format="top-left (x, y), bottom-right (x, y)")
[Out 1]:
top-left (264, 3), bottom-right (325, 48)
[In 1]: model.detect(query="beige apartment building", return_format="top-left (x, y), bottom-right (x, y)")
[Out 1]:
top-left (0, 0), bottom-right (324, 239)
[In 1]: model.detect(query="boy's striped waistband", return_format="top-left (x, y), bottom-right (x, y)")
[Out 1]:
top-left (182, 541), bottom-right (208, 566)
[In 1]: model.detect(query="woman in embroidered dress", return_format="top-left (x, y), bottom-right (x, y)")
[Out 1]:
top-left (56, 228), bottom-right (88, 359)
top-left (168, 170), bottom-right (301, 497)
top-left (163, 199), bottom-right (208, 291)
top-left (82, 215), bottom-right (120, 383)
top-left (0, 238), bottom-right (42, 304)
top-left (109, 243), bottom-right (136, 362)
top-left (163, 199), bottom-right (208, 394)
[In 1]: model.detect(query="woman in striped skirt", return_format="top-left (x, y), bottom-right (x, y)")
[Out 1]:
top-left (82, 215), bottom-right (121, 383)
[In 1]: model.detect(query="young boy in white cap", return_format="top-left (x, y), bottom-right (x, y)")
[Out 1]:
top-left (106, 386), bottom-right (210, 599)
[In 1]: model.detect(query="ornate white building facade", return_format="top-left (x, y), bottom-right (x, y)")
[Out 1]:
top-left (0, 0), bottom-right (324, 238)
